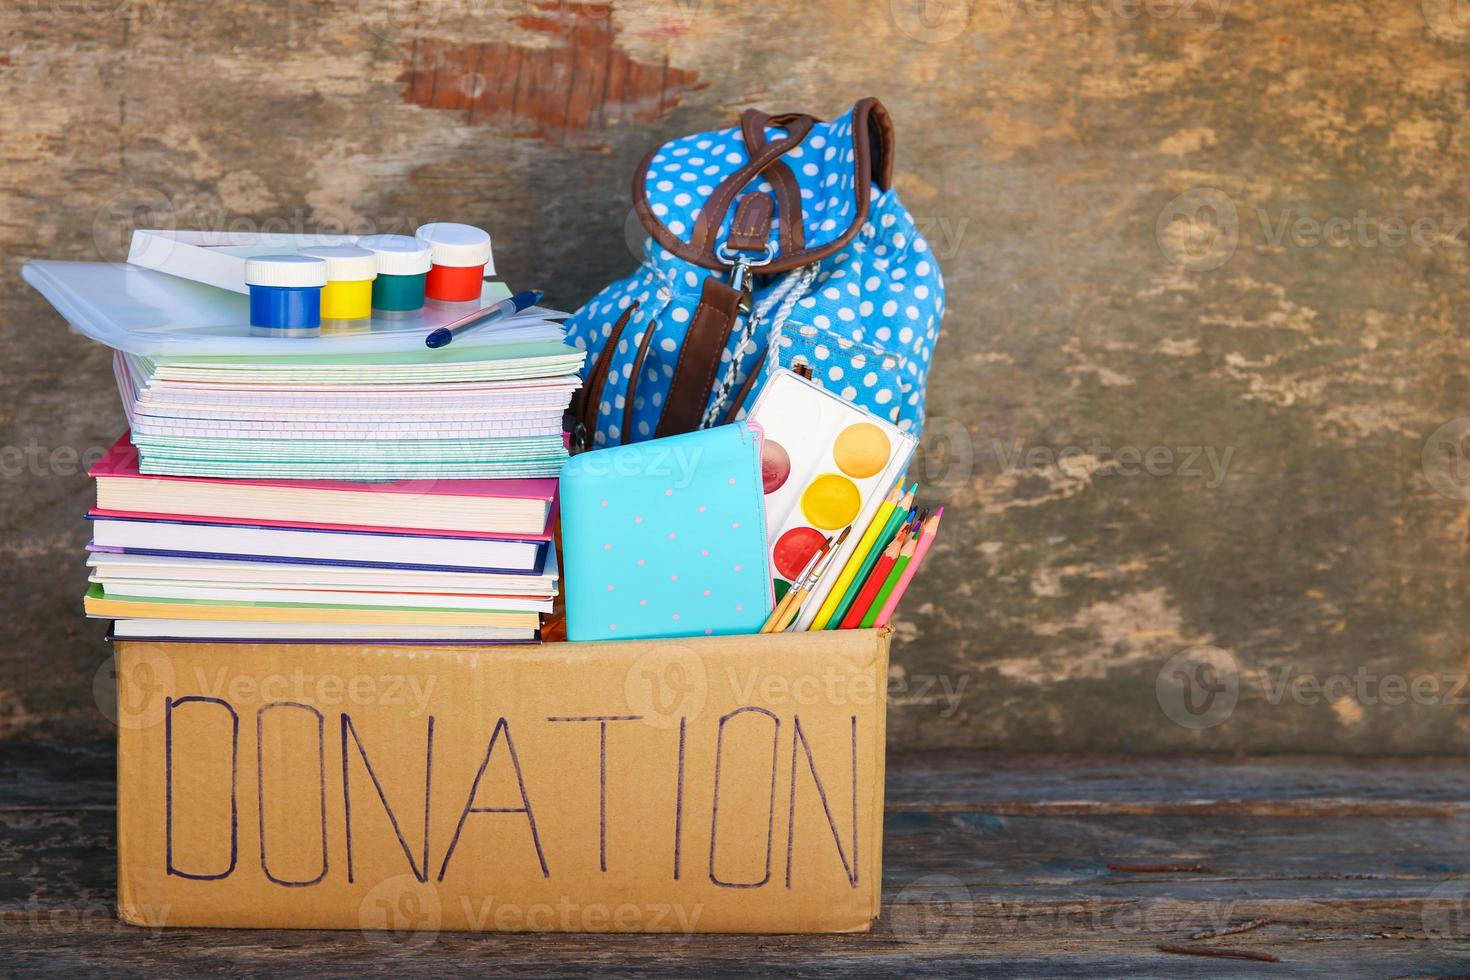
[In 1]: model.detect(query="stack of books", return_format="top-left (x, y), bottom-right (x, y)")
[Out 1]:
top-left (83, 437), bottom-right (559, 644)
top-left (24, 241), bottom-right (584, 644)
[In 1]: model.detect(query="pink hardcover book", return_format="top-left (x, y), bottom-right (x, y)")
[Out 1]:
top-left (90, 433), bottom-right (557, 538)
top-left (87, 507), bottom-right (555, 542)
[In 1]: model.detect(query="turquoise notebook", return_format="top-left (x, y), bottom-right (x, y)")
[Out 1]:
top-left (560, 423), bottom-right (773, 641)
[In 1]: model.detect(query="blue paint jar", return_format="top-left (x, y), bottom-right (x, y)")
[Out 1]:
top-left (244, 255), bottom-right (328, 337)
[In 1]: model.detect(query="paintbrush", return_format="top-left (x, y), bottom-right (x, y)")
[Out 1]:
top-left (773, 525), bottom-right (851, 632)
top-left (760, 533), bottom-right (832, 633)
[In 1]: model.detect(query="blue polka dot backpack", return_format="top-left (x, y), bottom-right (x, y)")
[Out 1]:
top-left (565, 97), bottom-right (944, 449)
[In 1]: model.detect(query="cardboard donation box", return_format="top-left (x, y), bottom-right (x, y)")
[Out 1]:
top-left (114, 629), bottom-right (890, 933)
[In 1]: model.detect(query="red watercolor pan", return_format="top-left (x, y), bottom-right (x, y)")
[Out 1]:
top-left (772, 525), bottom-right (825, 580)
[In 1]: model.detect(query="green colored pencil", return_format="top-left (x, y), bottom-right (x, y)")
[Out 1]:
top-left (860, 531), bottom-right (917, 628)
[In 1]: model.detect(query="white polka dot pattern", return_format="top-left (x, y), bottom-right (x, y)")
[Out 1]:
top-left (565, 103), bottom-right (944, 445)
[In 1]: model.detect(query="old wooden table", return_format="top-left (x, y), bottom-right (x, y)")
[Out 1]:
top-left (1, 746), bottom-right (1465, 976)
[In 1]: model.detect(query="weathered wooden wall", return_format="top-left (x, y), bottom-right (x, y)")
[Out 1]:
top-left (2, 0), bottom-right (1468, 752)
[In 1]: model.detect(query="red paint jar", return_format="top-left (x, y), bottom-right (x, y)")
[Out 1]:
top-left (416, 222), bottom-right (493, 302)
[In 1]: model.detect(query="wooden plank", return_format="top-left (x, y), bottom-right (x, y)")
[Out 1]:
top-left (0, 805), bottom-right (1465, 976)
top-left (0, 747), bottom-right (1464, 972)
top-left (884, 750), bottom-right (1470, 807)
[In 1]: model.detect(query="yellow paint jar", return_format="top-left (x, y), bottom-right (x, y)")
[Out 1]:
top-left (298, 245), bottom-right (377, 321)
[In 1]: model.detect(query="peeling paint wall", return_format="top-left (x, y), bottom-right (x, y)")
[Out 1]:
top-left (1, 0), bottom-right (1468, 752)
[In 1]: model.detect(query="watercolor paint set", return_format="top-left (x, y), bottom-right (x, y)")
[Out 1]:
top-left (746, 369), bottom-right (919, 630)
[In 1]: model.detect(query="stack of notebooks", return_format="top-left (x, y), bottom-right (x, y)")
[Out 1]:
top-left (83, 437), bottom-right (559, 644)
top-left (113, 341), bottom-right (585, 480)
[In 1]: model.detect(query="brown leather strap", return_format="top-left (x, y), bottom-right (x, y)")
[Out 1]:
top-left (687, 115), bottom-right (813, 264)
top-left (633, 99), bottom-right (892, 274)
top-left (575, 301), bottom-right (637, 446)
top-left (622, 314), bottom-right (659, 444)
top-left (727, 194), bottom-right (773, 253)
top-left (740, 110), bottom-right (806, 255)
top-left (655, 277), bottom-right (742, 437)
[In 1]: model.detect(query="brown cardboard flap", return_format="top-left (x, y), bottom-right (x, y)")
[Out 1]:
top-left (115, 629), bottom-right (889, 933)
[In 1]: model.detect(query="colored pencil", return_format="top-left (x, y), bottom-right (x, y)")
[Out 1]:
top-left (775, 527), bottom-right (849, 632)
top-left (824, 485), bottom-right (916, 629)
top-left (851, 509), bottom-right (923, 628)
top-left (760, 534), bottom-right (831, 633)
top-left (839, 532), bottom-right (903, 629)
top-left (873, 509), bottom-right (942, 627)
top-left (860, 526), bottom-right (919, 628)
top-left (808, 478), bottom-right (904, 631)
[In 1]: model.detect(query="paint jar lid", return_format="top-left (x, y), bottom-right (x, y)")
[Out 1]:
top-left (243, 254), bottom-right (328, 288)
top-left (298, 245), bottom-right (378, 282)
top-left (357, 234), bottom-right (433, 276)
top-left (415, 222), bottom-right (492, 267)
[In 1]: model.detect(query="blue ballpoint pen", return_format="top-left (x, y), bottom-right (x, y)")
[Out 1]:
top-left (424, 289), bottom-right (545, 349)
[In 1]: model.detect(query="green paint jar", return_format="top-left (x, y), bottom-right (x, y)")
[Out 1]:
top-left (357, 234), bottom-right (432, 313)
